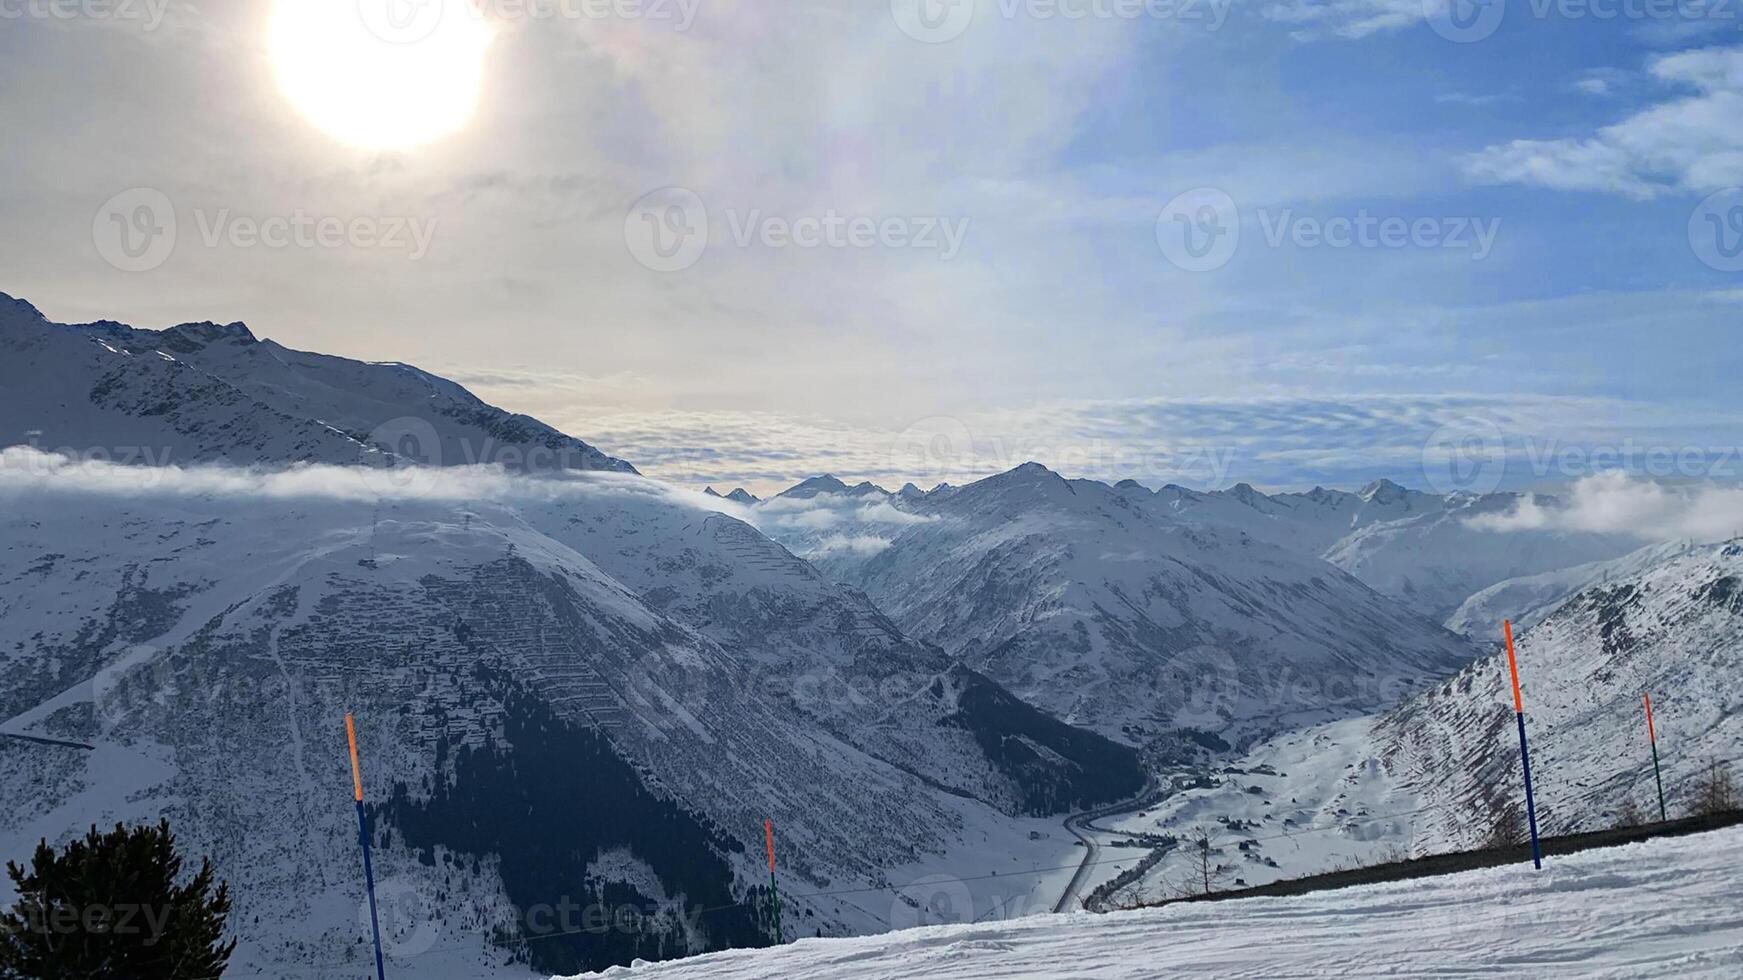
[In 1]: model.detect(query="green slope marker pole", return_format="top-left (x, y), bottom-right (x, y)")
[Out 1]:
top-left (1645, 692), bottom-right (1667, 822)
top-left (764, 819), bottom-right (784, 944)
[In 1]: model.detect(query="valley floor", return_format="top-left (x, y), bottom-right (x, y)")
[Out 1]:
top-left (562, 824), bottom-right (1743, 979)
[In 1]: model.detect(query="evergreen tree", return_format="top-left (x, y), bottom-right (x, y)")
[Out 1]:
top-left (0, 820), bottom-right (235, 980)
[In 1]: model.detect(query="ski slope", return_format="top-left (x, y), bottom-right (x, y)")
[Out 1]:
top-left (560, 825), bottom-right (1743, 979)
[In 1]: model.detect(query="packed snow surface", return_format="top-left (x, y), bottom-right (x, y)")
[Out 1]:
top-left (561, 825), bottom-right (1743, 979)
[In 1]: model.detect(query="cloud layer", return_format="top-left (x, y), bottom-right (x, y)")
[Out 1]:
top-left (1469, 470), bottom-right (1743, 541)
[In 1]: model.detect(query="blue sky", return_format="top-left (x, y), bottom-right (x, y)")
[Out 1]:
top-left (1, 1), bottom-right (1739, 494)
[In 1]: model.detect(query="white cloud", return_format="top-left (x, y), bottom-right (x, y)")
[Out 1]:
top-left (0, 446), bottom-right (743, 515)
top-left (808, 534), bottom-right (894, 557)
top-left (1263, 0), bottom-right (1427, 40)
top-left (1468, 471), bottom-right (1743, 541)
top-left (1463, 45), bottom-right (1743, 198)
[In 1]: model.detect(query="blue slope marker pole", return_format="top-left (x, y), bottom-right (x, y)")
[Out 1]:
top-left (348, 714), bottom-right (388, 980)
top-left (1502, 621), bottom-right (1543, 870)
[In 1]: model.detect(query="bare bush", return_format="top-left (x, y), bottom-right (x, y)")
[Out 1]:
top-left (1483, 801), bottom-right (1526, 849)
top-left (1693, 759), bottom-right (1738, 817)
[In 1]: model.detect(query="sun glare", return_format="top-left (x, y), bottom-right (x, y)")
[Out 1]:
top-left (269, 0), bottom-right (494, 151)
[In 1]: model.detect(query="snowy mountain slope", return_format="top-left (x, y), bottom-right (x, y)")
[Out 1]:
top-left (1371, 539), bottom-right (1743, 840)
top-left (0, 470), bottom-right (1104, 977)
top-left (1099, 540), bottom-right (1743, 896)
top-left (505, 484), bottom-right (1143, 816)
top-left (559, 824), bottom-right (1743, 980)
top-left (1321, 493), bottom-right (1640, 626)
top-left (1444, 540), bottom-right (1693, 637)
top-left (0, 292), bottom-right (634, 473)
top-left (752, 464), bottom-right (1478, 749)
top-left (1149, 477), bottom-right (1641, 627)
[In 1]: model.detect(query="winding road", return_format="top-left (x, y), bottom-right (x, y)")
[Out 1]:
top-left (1054, 777), bottom-right (1163, 913)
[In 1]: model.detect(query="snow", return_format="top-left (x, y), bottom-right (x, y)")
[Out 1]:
top-left (558, 824), bottom-right (1743, 979)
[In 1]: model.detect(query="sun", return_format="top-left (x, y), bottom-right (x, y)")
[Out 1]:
top-left (269, 0), bottom-right (495, 151)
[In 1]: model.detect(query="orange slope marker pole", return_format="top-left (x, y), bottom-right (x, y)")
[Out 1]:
top-left (348, 714), bottom-right (387, 980)
top-left (1503, 621), bottom-right (1543, 870)
top-left (1645, 693), bottom-right (1667, 822)
top-left (764, 819), bottom-right (784, 944)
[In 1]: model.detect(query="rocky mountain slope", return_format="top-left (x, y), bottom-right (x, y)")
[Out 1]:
top-left (0, 292), bottom-right (633, 474)
top-left (1092, 539), bottom-right (1743, 899)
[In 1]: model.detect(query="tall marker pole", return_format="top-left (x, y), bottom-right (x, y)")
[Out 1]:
top-left (1503, 621), bottom-right (1543, 870)
top-left (764, 819), bottom-right (784, 945)
top-left (1644, 692), bottom-right (1667, 822)
top-left (347, 714), bottom-right (388, 980)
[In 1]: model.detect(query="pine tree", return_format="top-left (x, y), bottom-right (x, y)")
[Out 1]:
top-left (0, 820), bottom-right (235, 980)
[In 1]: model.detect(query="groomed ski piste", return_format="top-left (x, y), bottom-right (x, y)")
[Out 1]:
top-left (561, 825), bottom-right (1743, 979)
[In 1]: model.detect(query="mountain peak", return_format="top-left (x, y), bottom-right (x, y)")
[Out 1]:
top-left (1359, 478), bottom-right (1411, 503)
top-left (703, 486), bottom-right (723, 498)
top-left (0, 292), bottom-right (45, 323)
top-left (777, 474), bottom-right (852, 499)
top-left (898, 482), bottom-right (924, 499)
top-left (1227, 482), bottom-right (1268, 507)
top-left (163, 320), bottom-right (257, 347)
top-left (725, 488), bottom-right (760, 505)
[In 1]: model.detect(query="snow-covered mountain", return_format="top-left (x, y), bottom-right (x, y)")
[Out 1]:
top-left (1151, 478), bottom-right (1641, 627)
top-left (0, 292), bottom-right (633, 474)
top-left (757, 473), bottom-right (1642, 636)
top-left (1094, 539), bottom-right (1743, 898)
top-left (750, 464), bottom-right (1478, 750)
top-left (0, 298), bottom-right (1145, 977)
top-left (1444, 540), bottom-right (1695, 637)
